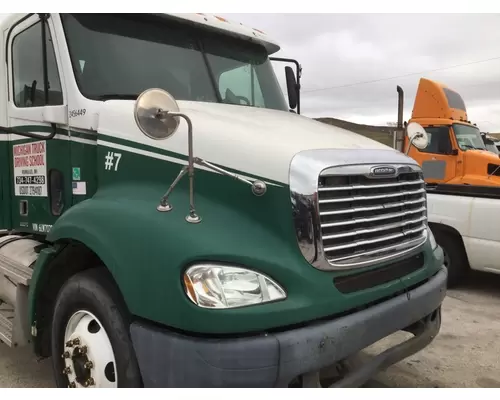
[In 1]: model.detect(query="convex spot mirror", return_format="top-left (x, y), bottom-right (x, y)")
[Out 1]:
top-left (406, 122), bottom-right (429, 150)
top-left (134, 88), bottom-right (180, 140)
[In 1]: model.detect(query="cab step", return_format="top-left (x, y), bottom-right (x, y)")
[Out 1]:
top-left (0, 235), bottom-right (42, 348)
top-left (0, 254), bottom-right (33, 286)
top-left (0, 307), bottom-right (13, 347)
top-left (0, 235), bottom-right (40, 285)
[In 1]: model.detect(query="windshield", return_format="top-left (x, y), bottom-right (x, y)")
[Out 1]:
top-left (60, 14), bottom-right (288, 112)
top-left (452, 124), bottom-right (486, 151)
top-left (481, 135), bottom-right (500, 155)
top-left (485, 142), bottom-right (499, 155)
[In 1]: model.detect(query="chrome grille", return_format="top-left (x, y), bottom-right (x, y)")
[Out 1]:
top-left (317, 167), bottom-right (427, 268)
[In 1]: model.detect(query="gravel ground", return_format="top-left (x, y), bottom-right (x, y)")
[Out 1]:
top-left (367, 270), bottom-right (500, 388)
top-left (1, 270), bottom-right (499, 388)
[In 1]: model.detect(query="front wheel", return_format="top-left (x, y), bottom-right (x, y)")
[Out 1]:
top-left (433, 228), bottom-right (469, 287)
top-left (50, 268), bottom-right (142, 388)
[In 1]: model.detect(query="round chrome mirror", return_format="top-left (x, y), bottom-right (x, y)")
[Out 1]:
top-left (406, 122), bottom-right (429, 150)
top-left (134, 88), bottom-right (180, 140)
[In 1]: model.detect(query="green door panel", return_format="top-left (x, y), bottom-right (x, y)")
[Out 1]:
top-left (0, 139), bottom-right (11, 230)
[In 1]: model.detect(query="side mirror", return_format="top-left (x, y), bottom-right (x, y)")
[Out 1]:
top-left (132, 88), bottom-right (268, 225)
top-left (285, 66), bottom-right (298, 110)
top-left (134, 88), bottom-right (180, 140)
top-left (405, 122), bottom-right (429, 155)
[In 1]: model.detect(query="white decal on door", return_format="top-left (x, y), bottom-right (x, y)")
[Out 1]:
top-left (104, 151), bottom-right (122, 171)
top-left (13, 140), bottom-right (47, 197)
top-left (32, 223), bottom-right (52, 233)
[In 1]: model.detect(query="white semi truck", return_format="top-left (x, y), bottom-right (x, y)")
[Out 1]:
top-left (0, 13), bottom-right (446, 388)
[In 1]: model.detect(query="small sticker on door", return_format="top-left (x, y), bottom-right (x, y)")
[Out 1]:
top-left (72, 167), bottom-right (81, 181)
top-left (72, 181), bottom-right (87, 195)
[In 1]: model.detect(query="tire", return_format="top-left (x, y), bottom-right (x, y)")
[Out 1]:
top-left (50, 268), bottom-right (142, 388)
top-left (432, 228), bottom-right (469, 287)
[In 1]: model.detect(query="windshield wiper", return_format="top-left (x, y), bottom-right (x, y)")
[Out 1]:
top-left (462, 144), bottom-right (486, 151)
top-left (95, 94), bottom-right (139, 101)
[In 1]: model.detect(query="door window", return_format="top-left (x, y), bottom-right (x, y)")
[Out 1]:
top-left (12, 20), bottom-right (63, 108)
top-left (418, 126), bottom-right (452, 155)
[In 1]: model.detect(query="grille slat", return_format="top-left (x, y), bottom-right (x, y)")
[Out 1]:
top-left (318, 167), bottom-right (427, 267)
top-left (323, 216), bottom-right (427, 241)
top-left (319, 197), bottom-right (425, 217)
top-left (319, 187), bottom-right (426, 204)
top-left (324, 225), bottom-right (426, 252)
top-left (321, 206), bottom-right (427, 228)
top-left (318, 179), bottom-right (425, 192)
top-left (331, 236), bottom-right (426, 264)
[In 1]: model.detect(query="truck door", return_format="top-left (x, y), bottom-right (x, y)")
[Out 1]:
top-left (0, 138), bottom-right (10, 230)
top-left (411, 125), bottom-right (457, 184)
top-left (6, 14), bottom-right (70, 234)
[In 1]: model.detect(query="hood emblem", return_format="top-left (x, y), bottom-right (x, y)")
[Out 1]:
top-left (371, 166), bottom-right (397, 177)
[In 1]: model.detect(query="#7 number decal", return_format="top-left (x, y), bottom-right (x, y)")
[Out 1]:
top-left (104, 151), bottom-right (122, 171)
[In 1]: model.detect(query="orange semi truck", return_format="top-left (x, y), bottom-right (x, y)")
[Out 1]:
top-left (396, 78), bottom-right (500, 186)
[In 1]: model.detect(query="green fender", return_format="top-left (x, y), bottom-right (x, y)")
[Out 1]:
top-left (28, 178), bottom-right (441, 335)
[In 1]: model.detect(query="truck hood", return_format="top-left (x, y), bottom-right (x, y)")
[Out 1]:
top-left (97, 100), bottom-right (399, 185)
top-left (464, 148), bottom-right (500, 176)
top-left (466, 148), bottom-right (500, 161)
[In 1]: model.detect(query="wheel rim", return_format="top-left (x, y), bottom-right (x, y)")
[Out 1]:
top-left (62, 310), bottom-right (118, 388)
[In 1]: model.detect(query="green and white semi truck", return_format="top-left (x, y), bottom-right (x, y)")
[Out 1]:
top-left (0, 13), bottom-right (446, 388)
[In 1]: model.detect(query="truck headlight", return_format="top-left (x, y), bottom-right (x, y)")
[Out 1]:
top-left (427, 226), bottom-right (438, 250)
top-left (182, 264), bottom-right (287, 309)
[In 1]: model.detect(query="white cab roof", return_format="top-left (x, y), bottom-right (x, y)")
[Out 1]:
top-left (1, 13), bottom-right (281, 55)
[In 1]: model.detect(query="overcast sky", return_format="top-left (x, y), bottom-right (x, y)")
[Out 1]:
top-left (2, 13), bottom-right (500, 132)
top-left (222, 13), bottom-right (500, 132)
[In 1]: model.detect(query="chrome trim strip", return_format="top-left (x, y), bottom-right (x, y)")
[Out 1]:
top-left (318, 187), bottom-right (425, 204)
top-left (319, 198), bottom-right (425, 216)
top-left (321, 206), bottom-right (427, 228)
top-left (318, 178), bottom-right (425, 192)
top-left (322, 216), bottom-right (427, 240)
top-left (324, 225), bottom-right (426, 252)
top-left (328, 232), bottom-right (427, 266)
top-left (289, 148), bottom-right (427, 271)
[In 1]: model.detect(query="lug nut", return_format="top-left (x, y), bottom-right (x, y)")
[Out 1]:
top-left (65, 340), bottom-right (73, 347)
top-left (63, 366), bottom-right (71, 375)
top-left (61, 351), bottom-right (70, 359)
top-left (68, 381), bottom-right (76, 388)
top-left (72, 338), bottom-right (80, 346)
top-left (80, 345), bottom-right (87, 355)
top-left (84, 377), bottom-right (95, 387)
top-left (85, 361), bottom-right (94, 369)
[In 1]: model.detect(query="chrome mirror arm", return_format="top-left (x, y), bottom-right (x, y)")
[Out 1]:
top-left (405, 133), bottom-right (424, 156)
top-left (157, 165), bottom-right (188, 212)
top-left (194, 158), bottom-right (267, 197)
top-left (157, 112), bottom-right (201, 224)
top-left (156, 112), bottom-right (267, 224)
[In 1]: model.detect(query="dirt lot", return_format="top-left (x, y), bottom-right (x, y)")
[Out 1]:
top-left (1, 270), bottom-right (500, 388)
top-left (368, 271), bottom-right (500, 388)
